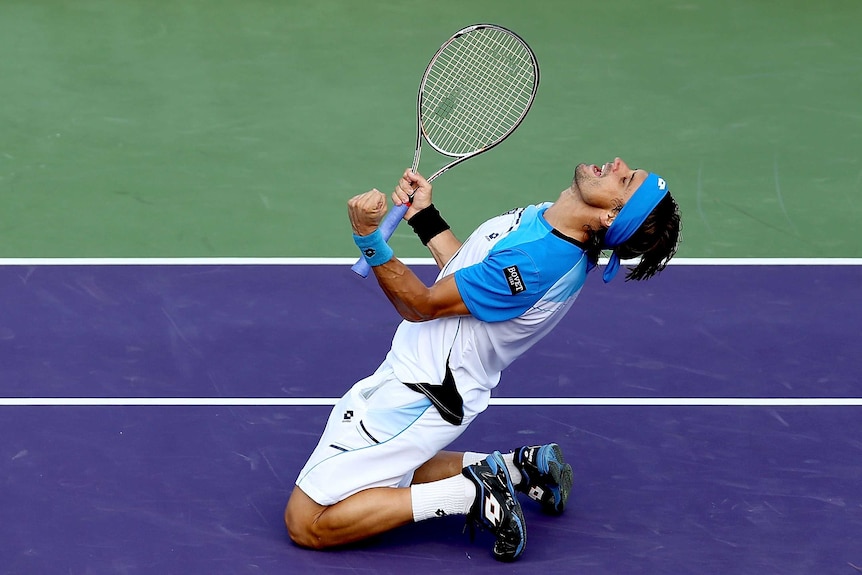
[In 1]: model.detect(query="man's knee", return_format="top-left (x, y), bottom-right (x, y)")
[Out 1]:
top-left (284, 486), bottom-right (327, 550)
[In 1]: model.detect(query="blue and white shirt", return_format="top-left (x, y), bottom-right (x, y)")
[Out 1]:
top-left (384, 203), bottom-right (590, 420)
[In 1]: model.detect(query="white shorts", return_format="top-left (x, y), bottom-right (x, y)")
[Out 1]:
top-left (295, 362), bottom-right (474, 506)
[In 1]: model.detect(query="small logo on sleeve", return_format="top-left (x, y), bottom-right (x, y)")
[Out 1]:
top-left (503, 265), bottom-right (526, 295)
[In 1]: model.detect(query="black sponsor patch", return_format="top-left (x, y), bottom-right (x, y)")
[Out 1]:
top-left (503, 265), bottom-right (526, 295)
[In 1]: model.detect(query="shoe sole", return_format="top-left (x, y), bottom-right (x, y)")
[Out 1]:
top-left (540, 444), bottom-right (573, 515)
top-left (488, 452), bottom-right (527, 562)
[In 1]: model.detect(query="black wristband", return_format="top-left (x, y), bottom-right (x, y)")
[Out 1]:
top-left (407, 204), bottom-right (450, 245)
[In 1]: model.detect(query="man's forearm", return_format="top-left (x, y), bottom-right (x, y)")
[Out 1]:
top-left (425, 230), bottom-right (462, 269)
top-left (371, 257), bottom-right (441, 322)
top-left (405, 204), bottom-right (461, 269)
top-left (370, 256), bottom-right (468, 322)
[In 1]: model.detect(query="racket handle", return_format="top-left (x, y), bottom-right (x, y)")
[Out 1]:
top-left (351, 203), bottom-right (411, 277)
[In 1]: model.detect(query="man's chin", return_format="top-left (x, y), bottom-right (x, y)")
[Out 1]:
top-left (572, 163), bottom-right (588, 185)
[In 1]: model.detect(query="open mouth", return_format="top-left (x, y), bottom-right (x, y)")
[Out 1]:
top-left (591, 163), bottom-right (610, 177)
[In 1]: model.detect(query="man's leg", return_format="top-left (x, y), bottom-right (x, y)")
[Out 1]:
top-left (285, 484), bottom-right (413, 549)
top-left (285, 450), bottom-right (465, 549)
top-left (285, 450), bottom-right (527, 562)
top-left (410, 450), bottom-right (464, 484)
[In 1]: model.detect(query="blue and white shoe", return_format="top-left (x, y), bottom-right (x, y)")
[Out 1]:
top-left (513, 443), bottom-right (573, 515)
top-left (462, 451), bottom-right (527, 562)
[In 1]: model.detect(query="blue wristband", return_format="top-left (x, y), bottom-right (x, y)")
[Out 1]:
top-left (353, 229), bottom-right (394, 267)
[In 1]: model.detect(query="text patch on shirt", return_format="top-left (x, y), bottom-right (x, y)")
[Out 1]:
top-left (503, 265), bottom-right (526, 295)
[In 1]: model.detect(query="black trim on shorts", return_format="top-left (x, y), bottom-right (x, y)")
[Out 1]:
top-left (359, 420), bottom-right (380, 444)
top-left (403, 356), bottom-right (464, 426)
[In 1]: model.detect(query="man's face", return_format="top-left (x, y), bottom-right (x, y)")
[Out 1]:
top-left (573, 157), bottom-right (648, 210)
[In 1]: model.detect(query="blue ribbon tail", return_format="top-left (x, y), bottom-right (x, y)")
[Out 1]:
top-left (603, 252), bottom-right (621, 283)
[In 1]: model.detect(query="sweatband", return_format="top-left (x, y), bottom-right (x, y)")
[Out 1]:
top-left (602, 173), bottom-right (669, 283)
top-left (353, 229), bottom-right (394, 267)
top-left (407, 204), bottom-right (450, 245)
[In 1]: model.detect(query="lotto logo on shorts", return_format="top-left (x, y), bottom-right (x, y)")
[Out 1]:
top-left (503, 265), bottom-right (526, 295)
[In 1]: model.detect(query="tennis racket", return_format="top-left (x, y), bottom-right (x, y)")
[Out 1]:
top-left (351, 23), bottom-right (540, 277)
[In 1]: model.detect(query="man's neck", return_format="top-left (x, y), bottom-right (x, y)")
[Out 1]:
top-left (543, 187), bottom-right (599, 243)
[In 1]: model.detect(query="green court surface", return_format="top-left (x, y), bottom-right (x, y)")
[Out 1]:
top-left (1, 0), bottom-right (859, 258)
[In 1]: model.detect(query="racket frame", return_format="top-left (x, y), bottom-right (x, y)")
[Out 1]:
top-left (352, 23), bottom-right (540, 277)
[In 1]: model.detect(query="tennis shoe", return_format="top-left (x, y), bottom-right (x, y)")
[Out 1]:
top-left (462, 451), bottom-right (526, 562)
top-left (513, 443), bottom-right (573, 515)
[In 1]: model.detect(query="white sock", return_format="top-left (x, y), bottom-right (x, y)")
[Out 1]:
top-left (462, 451), bottom-right (486, 467)
top-left (462, 451), bottom-right (524, 488)
top-left (410, 475), bottom-right (476, 522)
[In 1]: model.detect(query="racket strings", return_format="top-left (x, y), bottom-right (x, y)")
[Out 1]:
top-left (439, 31), bottom-right (534, 119)
top-left (452, 32), bottom-right (534, 128)
top-left (421, 28), bottom-right (537, 156)
top-left (433, 45), bottom-right (526, 141)
top-left (426, 34), bottom-right (532, 151)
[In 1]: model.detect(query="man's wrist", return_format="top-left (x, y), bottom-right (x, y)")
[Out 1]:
top-left (407, 204), bottom-right (450, 245)
top-left (353, 229), bottom-right (394, 267)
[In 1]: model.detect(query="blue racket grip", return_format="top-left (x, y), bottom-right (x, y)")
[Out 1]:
top-left (351, 202), bottom-right (411, 277)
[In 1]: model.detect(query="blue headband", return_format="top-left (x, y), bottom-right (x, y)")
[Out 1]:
top-left (602, 172), bottom-right (669, 283)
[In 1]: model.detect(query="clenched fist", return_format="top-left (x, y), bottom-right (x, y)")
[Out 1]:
top-left (347, 189), bottom-right (388, 236)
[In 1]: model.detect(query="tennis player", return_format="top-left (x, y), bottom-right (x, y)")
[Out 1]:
top-left (285, 157), bottom-right (682, 561)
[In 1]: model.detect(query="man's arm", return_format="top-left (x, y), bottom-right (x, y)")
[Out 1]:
top-left (391, 170), bottom-right (462, 269)
top-left (421, 229), bottom-right (461, 269)
top-left (370, 257), bottom-right (469, 322)
top-left (347, 185), bottom-right (469, 322)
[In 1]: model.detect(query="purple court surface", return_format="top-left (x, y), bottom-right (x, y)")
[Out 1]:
top-left (1, 262), bottom-right (860, 574)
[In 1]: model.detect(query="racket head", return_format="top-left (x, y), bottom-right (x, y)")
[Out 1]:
top-left (417, 24), bottom-right (540, 163)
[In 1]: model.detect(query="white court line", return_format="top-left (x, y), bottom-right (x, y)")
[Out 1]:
top-left (1, 397), bottom-right (860, 407)
top-left (0, 257), bottom-right (860, 266)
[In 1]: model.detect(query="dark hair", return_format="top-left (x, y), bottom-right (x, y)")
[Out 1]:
top-left (583, 193), bottom-right (682, 281)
